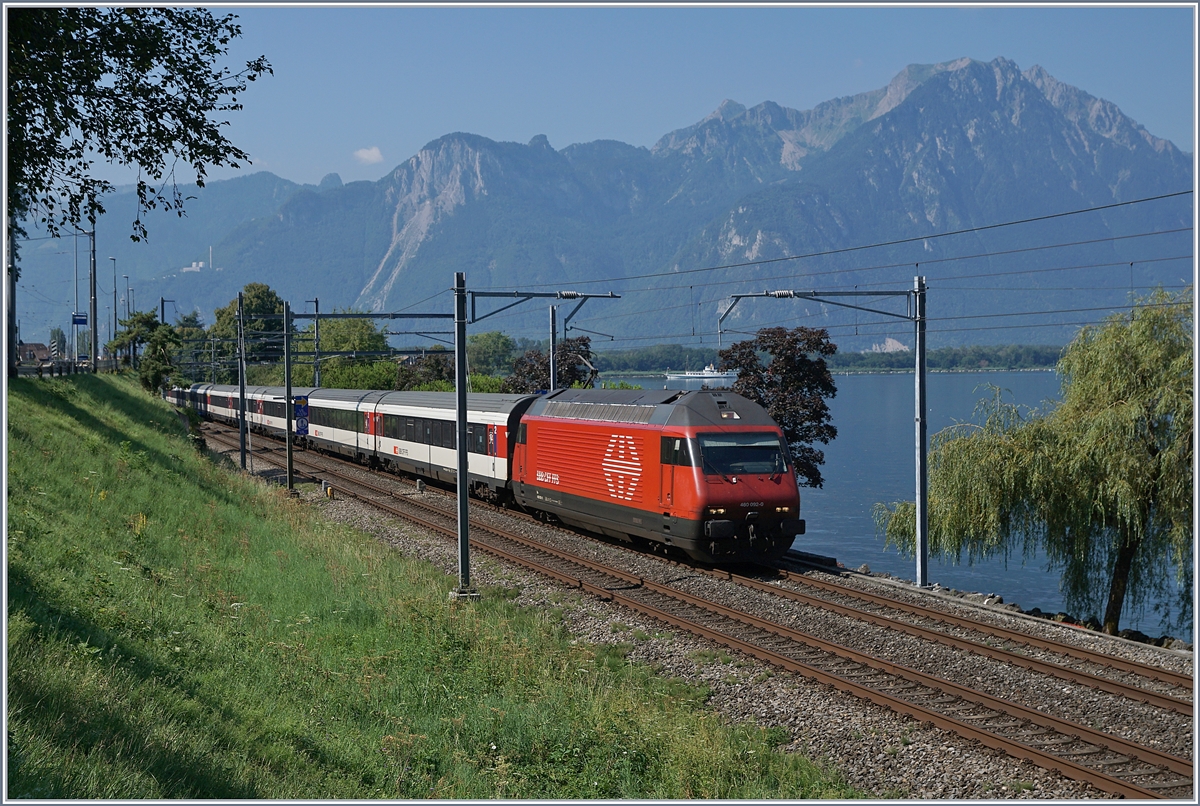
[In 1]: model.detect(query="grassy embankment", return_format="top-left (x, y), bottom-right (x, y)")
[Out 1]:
top-left (7, 374), bottom-right (859, 799)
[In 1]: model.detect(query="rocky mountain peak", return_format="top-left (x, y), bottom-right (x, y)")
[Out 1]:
top-left (1023, 63), bottom-right (1182, 153)
top-left (89, 55), bottom-right (1187, 342)
top-left (705, 99), bottom-right (748, 122)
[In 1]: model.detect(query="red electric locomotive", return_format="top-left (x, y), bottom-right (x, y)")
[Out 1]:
top-left (513, 388), bottom-right (804, 563)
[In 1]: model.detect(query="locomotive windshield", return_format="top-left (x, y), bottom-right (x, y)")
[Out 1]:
top-left (697, 432), bottom-right (790, 476)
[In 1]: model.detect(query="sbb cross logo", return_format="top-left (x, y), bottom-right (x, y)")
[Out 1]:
top-left (602, 434), bottom-right (641, 501)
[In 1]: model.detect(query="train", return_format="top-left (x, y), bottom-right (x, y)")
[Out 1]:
top-left (170, 383), bottom-right (806, 564)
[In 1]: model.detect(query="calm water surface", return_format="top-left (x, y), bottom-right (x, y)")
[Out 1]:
top-left (618, 370), bottom-right (1189, 635)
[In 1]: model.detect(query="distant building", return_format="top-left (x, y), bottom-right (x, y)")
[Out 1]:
top-left (18, 342), bottom-right (51, 363)
top-left (868, 337), bottom-right (910, 353)
top-left (179, 260), bottom-right (222, 273)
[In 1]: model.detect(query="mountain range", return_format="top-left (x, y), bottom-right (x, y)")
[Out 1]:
top-left (18, 57), bottom-right (1192, 351)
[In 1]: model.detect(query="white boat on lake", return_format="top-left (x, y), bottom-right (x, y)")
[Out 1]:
top-left (663, 364), bottom-right (737, 383)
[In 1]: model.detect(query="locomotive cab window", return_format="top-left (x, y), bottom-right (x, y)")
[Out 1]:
top-left (697, 432), bottom-right (789, 476)
top-left (660, 436), bottom-right (698, 467)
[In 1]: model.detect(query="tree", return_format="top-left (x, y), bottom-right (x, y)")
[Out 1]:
top-left (500, 336), bottom-right (596, 393)
top-left (172, 310), bottom-right (207, 383)
top-left (109, 310), bottom-right (160, 368)
top-left (302, 312), bottom-right (389, 360)
top-left (138, 324), bottom-right (181, 393)
top-left (210, 283), bottom-right (288, 369)
top-left (467, 331), bottom-right (515, 376)
top-left (295, 311), bottom-right (392, 388)
top-left (875, 290), bottom-right (1192, 635)
top-left (718, 326), bottom-right (838, 488)
top-left (7, 7), bottom-right (271, 247)
top-left (395, 349), bottom-right (454, 392)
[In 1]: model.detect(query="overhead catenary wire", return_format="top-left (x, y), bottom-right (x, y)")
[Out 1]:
top-left (483, 190), bottom-right (1192, 291)
top-left (593, 226), bottom-right (1193, 297)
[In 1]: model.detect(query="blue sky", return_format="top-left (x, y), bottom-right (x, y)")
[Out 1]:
top-left (157, 4), bottom-right (1196, 187)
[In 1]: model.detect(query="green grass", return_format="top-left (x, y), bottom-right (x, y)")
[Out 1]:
top-left (7, 373), bottom-right (860, 799)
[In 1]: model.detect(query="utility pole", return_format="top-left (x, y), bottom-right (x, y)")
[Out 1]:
top-left (718, 277), bottom-right (931, 587)
top-left (451, 272), bottom-right (477, 599)
top-left (548, 305), bottom-right (558, 392)
top-left (88, 228), bottom-right (97, 373)
top-left (109, 257), bottom-right (117, 367)
top-left (307, 297), bottom-right (321, 386)
top-left (73, 232), bottom-right (79, 364)
top-left (238, 292), bottom-right (247, 470)
top-left (123, 274), bottom-right (130, 365)
top-left (913, 276), bottom-right (929, 587)
top-left (7, 227), bottom-right (16, 378)
top-left (284, 301), bottom-right (294, 491)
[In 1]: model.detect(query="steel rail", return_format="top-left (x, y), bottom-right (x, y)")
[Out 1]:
top-left (775, 563), bottom-right (1194, 691)
top-left (687, 566), bottom-right (1193, 715)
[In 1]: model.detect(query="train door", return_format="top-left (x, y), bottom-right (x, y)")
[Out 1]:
top-left (660, 436), bottom-right (688, 536)
top-left (660, 436), bottom-right (684, 509)
top-left (659, 464), bottom-right (674, 508)
top-left (488, 424), bottom-right (498, 477)
top-left (514, 422), bottom-right (528, 498)
top-left (363, 409), bottom-right (382, 459)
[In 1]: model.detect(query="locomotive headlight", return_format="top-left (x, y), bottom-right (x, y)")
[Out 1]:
top-left (707, 507), bottom-right (726, 516)
top-left (775, 506), bottom-right (790, 513)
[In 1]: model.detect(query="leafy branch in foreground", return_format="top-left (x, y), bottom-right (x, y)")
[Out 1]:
top-left (7, 7), bottom-right (271, 248)
top-left (875, 289), bottom-right (1193, 635)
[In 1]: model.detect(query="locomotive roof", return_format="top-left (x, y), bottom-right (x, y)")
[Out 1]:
top-left (527, 388), bottom-right (778, 428)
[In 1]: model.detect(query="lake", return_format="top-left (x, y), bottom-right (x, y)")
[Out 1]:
top-left (615, 370), bottom-right (1190, 636)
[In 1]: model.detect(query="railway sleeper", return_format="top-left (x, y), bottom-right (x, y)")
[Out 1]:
top-left (874, 682), bottom-right (921, 693)
top-left (1136, 777), bottom-right (1194, 790)
top-left (1112, 766), bottom-right (1178, 778)
top-left (1023, 736), bottom-right (1078, 748)
top-left (1056, 746), bottom-right (1105, 758)
top-left (926, 695), bottom-right (960, 705)
top-left (955, 710), bottom-right (1004, 722)
top-left (984, 719), bottom-right (1026, 729)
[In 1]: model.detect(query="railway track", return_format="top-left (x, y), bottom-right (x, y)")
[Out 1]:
top-left (203, 423), bottom-right (1194, 798)
top-left (703, 565), bottom-right (1192, 716)
top-left (767, 562), bottom-right (1193, 707)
